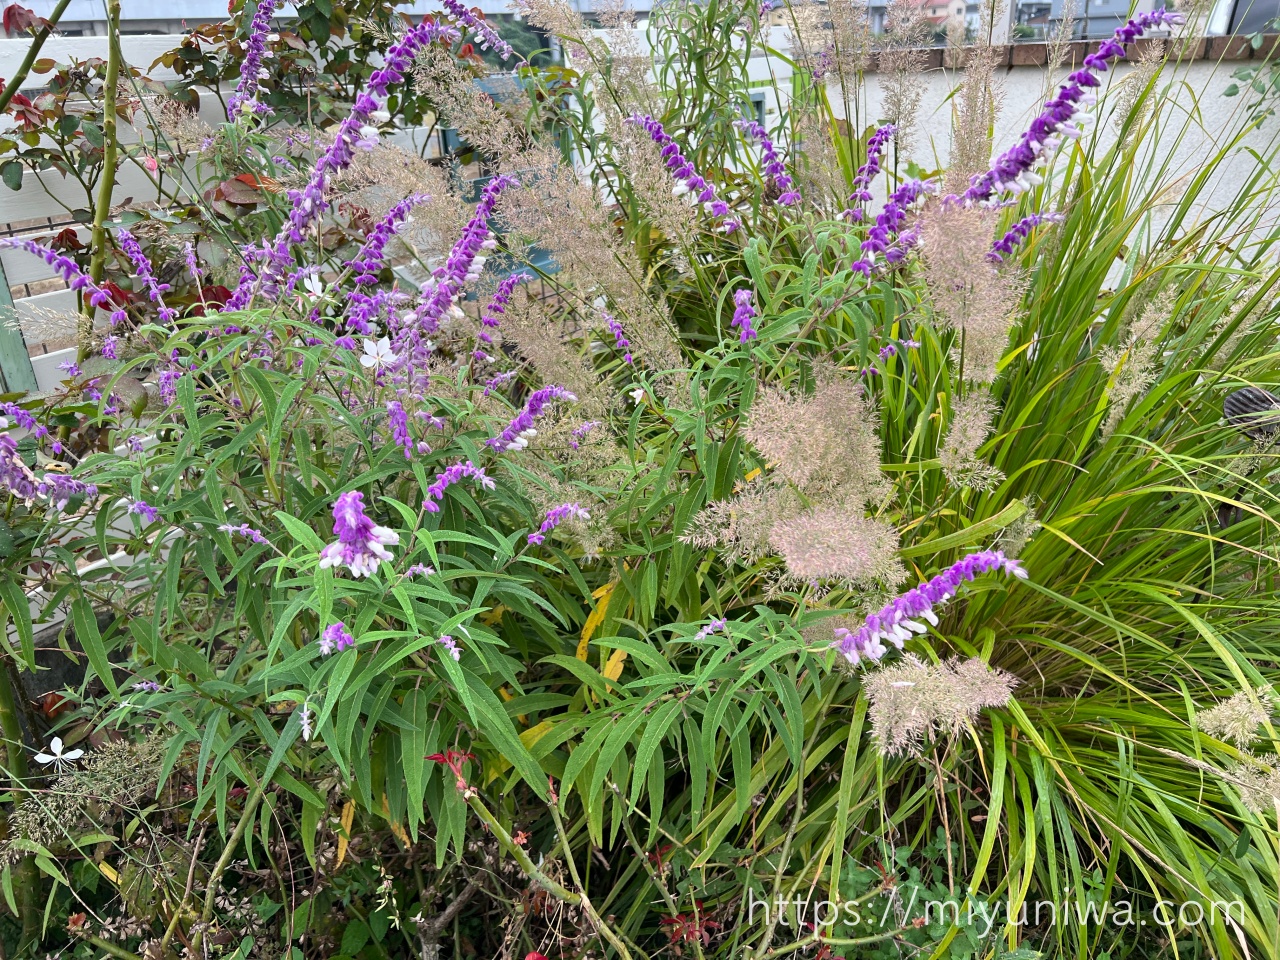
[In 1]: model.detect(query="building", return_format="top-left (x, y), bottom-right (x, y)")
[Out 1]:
top-left (1013, 0), bottom-right (1155, 38)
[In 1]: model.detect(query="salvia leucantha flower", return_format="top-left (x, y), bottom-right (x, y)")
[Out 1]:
top-left (735, 119), bottom-right (799, 206)
top-left (961, 9), bottom-right (1183, 204)
top-left (440, 0), bottom-right (513, 59)
top-left (487, 385), bottom-right (577, 452)
top-left (843, 124), bottom-right (896, 222)
top-left (731, 289), bottom-right (759, 342)
top-left (227, 0), bottom-right (284, 119)
top-left (528, 503), bottom-right (589, 545)
top-left (832, 549), bottom-right (1027, 666)
top-left (626, 113), bottom-right (739, 233)
top-left (318, 491), bottom-right (399, 577)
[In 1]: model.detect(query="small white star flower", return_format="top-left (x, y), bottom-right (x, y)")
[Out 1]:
top-left (35, 736), bottom-right (84, 773)
top-left (360, 337), bottom-right (397, 371)
top-left (629, 387), bottom-right (646, 405)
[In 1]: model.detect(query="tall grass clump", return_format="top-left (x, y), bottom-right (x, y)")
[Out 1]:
top-left (1, 0), bottom-right (1279, 957)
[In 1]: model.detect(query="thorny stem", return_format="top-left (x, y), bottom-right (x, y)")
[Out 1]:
top-left (0, 0), bottom-right (72, 114)
top-left (463, 793), bottom-right (581, 903)
top-left (75, 932), bottom-right (143, 960)
top-left (188, 778), bottom-right (266, 956)
top-left (547, 802), bottom-right (644, 960)
top-left (0, 649), bottom-right (40, 950)
top-left (607, 782), bottom-right (705, 960)
top-left (85, 0), bottom-right (122, 354)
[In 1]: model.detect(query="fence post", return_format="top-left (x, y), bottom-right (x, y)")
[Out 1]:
top-left (0, 261), bottom-right (40, 394)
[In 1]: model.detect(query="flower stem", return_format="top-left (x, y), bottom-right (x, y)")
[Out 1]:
top-left (85, 0), bottom-right (122, 354)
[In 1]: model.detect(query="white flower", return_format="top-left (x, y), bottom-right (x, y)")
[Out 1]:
top-left (35, 736), bottom-right (84, 773)
top-left (360, 337), bottom-right (397, 371)
top-left (302, 273), bottom-right (325, 298)
top-left (629, 387), bottom-right (646, 405)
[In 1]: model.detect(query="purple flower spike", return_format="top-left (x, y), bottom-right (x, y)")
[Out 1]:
top-left (731, 288), bottom-right (759, 343)
top-left (132, 680), bottom-right (163, 693)
top-left (527, 502), bottom-right (589, 545)
top-left (963, 10), bottom-right (1182, 205)
top-left (843, 124), bottom-right (896, 222)
top-left (602, 312), bottom-right (633, 363)
top-left (0, 238), bottom-right (121, 319)
top-left (425, 460), bottom-right (495, 512)
top-left (440, 0), bottom-right (513, 59)
top-left (736, 119), bottom-right (799, 206)
top-left (488, 385), bottom-right (577, 452)
top-left (218, 522), bottom-right (269, 545)
top-left (626, 113), bottom-right (738, 232)
top-left (988, 212), bottom-right (1062, 263)
top-left (37, 474), bottom-right (98, 511)
top-left (319, 621), bottom-right (356, 655)
top-left (227, 0), bottom-right (284, 118)
top-left (318, 491), bottom-right (399, 578)
top-left (832, 549), bottom-right (1027, 667)
top-left (436, 633), bottom-right (462, 660)
top-left (347, 193), bottom-right (429, 284)
top-left (117, 229), bottom-right (177, 324)
top-left (129, 500), bottom-right (159, 524)
top-left (853, 178), bottom-right (933, 274)
top-left (479, 273), bottom-right (530, 344)
top-left (694, 617), bottom-right (728, 641)
top-left (387, 400), bottom-right (413, 459)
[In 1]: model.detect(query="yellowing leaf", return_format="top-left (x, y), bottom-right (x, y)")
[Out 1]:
top-left (335, 799), bottom-right (355, 868)
top-left (487, 720), bottom-right (555, 783)
top-left (98, 862), bottom-right (119, 884)
top-left (603, 648), bottom-right (628, 688)
top-left (578, 581), bottom-right (617, 660)
top-left (481, 605), bottom-right (507, 625)
top-left (744, 467), bottom-right (762, 482)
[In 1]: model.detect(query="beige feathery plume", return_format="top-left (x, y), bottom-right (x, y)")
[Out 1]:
top-left (1199, 686), bottom-right (1278, 749)
top-left (939, 391), bottom-right (1005, 490)
top-left (865, 655), bottom-right (1018, 757)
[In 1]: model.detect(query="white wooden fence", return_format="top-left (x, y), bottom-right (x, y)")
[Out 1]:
top-left (0, 33), bottom-right (443, 395)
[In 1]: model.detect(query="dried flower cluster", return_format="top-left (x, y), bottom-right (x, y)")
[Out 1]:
top-left (939, 391), bottom-right (1005, 490)
top-left (864, 655), bottom-right (1018, 757)
top-left (1199, 685), bottom-right (1278, 748)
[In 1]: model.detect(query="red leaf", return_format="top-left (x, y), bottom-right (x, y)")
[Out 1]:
top-left (52, 227), bottom-right (83, 250)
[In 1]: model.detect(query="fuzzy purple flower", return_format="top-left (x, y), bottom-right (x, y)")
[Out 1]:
top-left (318, 491), bottom-right (399, 577)
top-left (479, 272), bottom-right (530, 344)
top-left (218, 522), bottom-right (269, 544)
top-left (963, 10), bottom-right (1182, 204)
top-left (832, 549), bottom-right (1027, 666)
top-left (988, 212), bottom-right (1062, 263)
top-left (129, 499), bottom-right (159, 524)
top-left (569, 420), bottom-right (600, 450)
top-left (132, 680), bottom-right (163, 693)
top-left (319, 621), bottom-right (356, 655)
top-left (117, 229), bottom-right (177, 323)
top-left (731, 288), bottom-right (759, 343)
top-left (425, 460), bottom-right (495, 512)
top-left (37, 474), bottom-right (98, 511)
top-left (387, 400), bottom-right (413, 459)
top-left (843, 124), bottom-right (896, 222)
top-left (0, 435), bottom-right (36, 502)
top-left (58, 359), bottom-right (81, 378)
top-left (602, 312), bottom-right (632, 363)
top-left (229, 20), bottom-right (460, 307)
top-left (852, 178), bottom-right (933, 275)
top-left (694, 617), bottom-right (728, 641)
top-left (347, 193), bottom-right (429, 284)
top-left (488, 385), bottom-right (577, 452)
top-left (227, 0), bottom-right (283, 118)
top-left (440, 0), bottom-right (513, 58)
top-left (406, 563), bottom-right (435, 578)
top-left (483, 370), bottom-right (517, 397)
top-left (736, 119), bottom-right (799, 206)
top-left (404, 176), bottom-right (513, 345)
top-left (626, 113), bottom-right (739, 233)
top-left (436, 633), bottom-right (462, 661)
top-left (0, 237), bottom-right (126, 326)
top-left (299, 702), bottom-right (314, 741)
top-left (527, 502), bottom-right (589, 545)
top-left (184, 241), bottom-right (202, 281)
